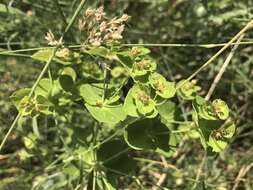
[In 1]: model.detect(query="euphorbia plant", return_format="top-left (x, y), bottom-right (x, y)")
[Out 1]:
top-left (8, 6), bottom-right (237, 189)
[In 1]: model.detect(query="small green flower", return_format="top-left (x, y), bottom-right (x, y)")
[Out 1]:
top-left (132, 85), bottom-right (156, 115)
top-left (177, 80), bottom-right (201, 100)
top-left (132, 59), bottom-right (156, 76)
top-left (199, 99), bottom-right (229, 120)
top-left (149, 72), bottom-right (176, 99)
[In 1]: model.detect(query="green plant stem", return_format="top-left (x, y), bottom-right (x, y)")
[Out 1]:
top-left (3, 40), bottom-right (253, 55)
top-left (0, 53), bottom-right (31, 57)
top-left (92, 170), bottom-right (97, 190)
top-left (121, 41), bottom-right (253, 48)
top-left (102, 68), bottom-right (108, 102)
top-left (53, 0), bottom-right (77, 43)
top-left (0, 0), bottom-right (87, 153)
top-left (63, 0), bottom-right (86, 36)
top-left (0, 47), bottom-right (57, 152)
top-left (205, 34), bottom-right (245, 100)
top-left (176, 19), bottom-right (253, 90)
top-left (0, 113), bottom-right (21, 152)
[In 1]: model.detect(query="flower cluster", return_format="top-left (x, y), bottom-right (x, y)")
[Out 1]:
top-left (45, 30), bottom-right (63, 46)
top-left (78, 6), bottom-right (130, 46)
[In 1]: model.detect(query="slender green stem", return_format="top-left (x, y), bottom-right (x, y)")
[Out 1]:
top-left (176, 19), bottom-right (253, 90)
top-left (0, 0), bottom-right (87, 153)
top-left (28, 47), bottom-right (58, 97)
top-left (53, 0), bottom-right (76, 43)
top-left (121, 41), bottom-right (253, 48)
top-left (0, 47), bottom-right (57, 152)
top-left (2, 40), bottom-right (253, 55)
top-left (205, 34), bottom-right (245, 100)
top-left (0, 53), bottom-right (31, 57)
top-left (102, 68), bottom-right (108, 102)
top-left (63, 0), bottom-right (86, 35)
top-left (92, 169), bottom-right (97, 190)
top-left (0, 47), bottom-right (53, 54)
top-left (0, 113), bottom-right (21, 152)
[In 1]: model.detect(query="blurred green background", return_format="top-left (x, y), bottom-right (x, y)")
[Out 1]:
top-left (0, 0), bottom-right (253, 189)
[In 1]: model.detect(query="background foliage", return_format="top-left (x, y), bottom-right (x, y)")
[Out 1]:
top-left (0, 0), bottom-right (253, 189)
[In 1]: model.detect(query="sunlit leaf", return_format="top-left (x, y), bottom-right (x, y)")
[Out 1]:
top-left (85, 103), bottom-right (126, 124)
top-left (31, 48), bottom-right (54, 62)
top-left (123, 89), bottom-right (140, 117)
top-left (156, 100), bottom-right (176, 122)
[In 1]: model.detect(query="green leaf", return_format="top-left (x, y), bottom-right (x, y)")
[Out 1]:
top-left (211, 99), bottom-right (229, 120)
top-left (85, 103), bottom-right (126, 124)
top-left (124, 118), bottom-right (171, 151)
top-left (35, 78), bottom-right (52, 98)
top-left (85, 46), bottom-right (110, 58)
top-left (61, 67), bottom-right (77, 81)
top-left (59, 75), bottom-right (74, 92)
top-left (151, 120), bottom-right (172, 152)
top-left (58, 67), bottom-right (76, 92)
top-left (124, 119), bottom-right (156, 150)
top-left (32, 48), bottom-right (74, 65)
top-left (80, 84), bottom-right (104, 105)
top-left (31, 48), bottom-right (54, 62)
top-left (207, 136), bottom-right (227, 152)
top-left (79, 83), bottom-right (120, 106)
top-left (117, 52), bottom-right (134, 68)
top-left (123, 89), bottom-right (140, 117)
top-left (72, 127), bottom-right (92, 145)
top-left (156, 133), bottom-right (179, 157)
top-left (97, 139), bottom-right (135, 175)
top-left (156, 100), bottom-right (176, 122)
top-left (145, 109), bottom-right (158, 118)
